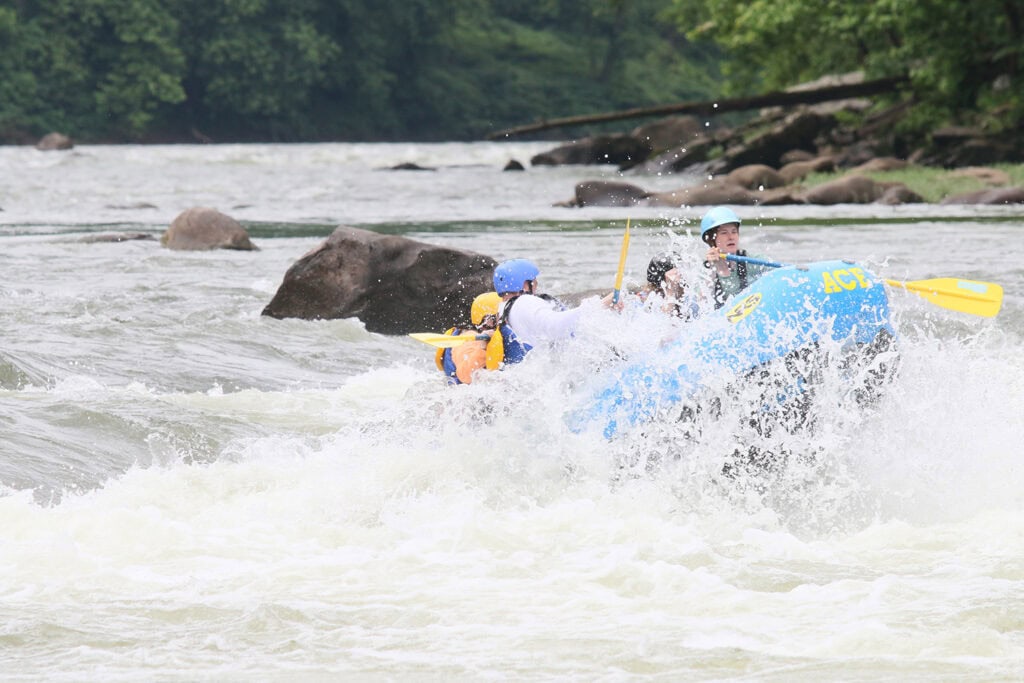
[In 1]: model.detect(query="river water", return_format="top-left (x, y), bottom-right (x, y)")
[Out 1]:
top-left (1, 142), bottom-right (1022, 680)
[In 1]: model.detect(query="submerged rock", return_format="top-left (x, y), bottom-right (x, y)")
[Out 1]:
top-left (79, 232), bottom-right (156, 243)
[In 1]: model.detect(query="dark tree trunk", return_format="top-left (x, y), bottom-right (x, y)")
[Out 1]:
top-left (486, 75), bottom-right (909, 140)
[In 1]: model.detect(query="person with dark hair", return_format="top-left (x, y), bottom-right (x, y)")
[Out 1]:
top-left (641, 255), bottom-right (699, 320)
top-left (700, 206), bottom-right (772, 309)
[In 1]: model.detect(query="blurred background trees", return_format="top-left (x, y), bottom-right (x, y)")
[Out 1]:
top-left (667, 0), bottom-right (1023, 137)
top-left (0, 0), bottom-right (1019, 143)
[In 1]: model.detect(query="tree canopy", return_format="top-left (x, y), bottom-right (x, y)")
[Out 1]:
top-left (0, 0), bottom-right (718, 142)
top-left (2, 0), bottom-right (1020, 143)
top-left (667, 0), bottom-right (1024, 134)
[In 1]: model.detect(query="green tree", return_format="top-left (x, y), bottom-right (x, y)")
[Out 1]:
top-left (666, 0), bottom-right (1024, 130)
top-left (172, 0), bottom-right (457, 140)
top-left (2, 0), bottom-right (185, 139)
top-left (0, 7), bottom-right (41, 140)
top-left (411, 0), bottom-right (718, 139)
top-left (0, 0), bottom-right (723, 142)
top-left (174, 0), bottom-right (338, 139)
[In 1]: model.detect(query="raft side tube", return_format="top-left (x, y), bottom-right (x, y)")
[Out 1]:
top-left (567, 260), bottom-right (895, 437)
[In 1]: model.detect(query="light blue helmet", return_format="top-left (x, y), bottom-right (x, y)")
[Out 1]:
top-left (493, 258), bottom-right (540, 294)
top-left (700, 206), bottom-right (741, 245)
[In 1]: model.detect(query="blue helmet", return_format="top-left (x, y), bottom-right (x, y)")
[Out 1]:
top-left (493, 258), bottom-right (540, 294)
top-left (700, 206), bottom-right (741, 245)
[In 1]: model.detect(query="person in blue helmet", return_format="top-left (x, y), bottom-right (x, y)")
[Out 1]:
top-left (700, 206), bottom-right (772, 309)
top-left (492, 258), bottom-right (619, 352)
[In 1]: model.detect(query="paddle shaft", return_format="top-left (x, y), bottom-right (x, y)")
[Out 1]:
top-left (723, 253), bottom-right (786, 269)
top-left (612, 219), bottom-right (631, 304)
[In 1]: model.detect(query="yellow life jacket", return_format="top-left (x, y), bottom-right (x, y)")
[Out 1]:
top-left (485, 329), bottom-right (504, 370)
top-left (433, 324), bottom-right (509, 384)
top-left (434, 327), bottom-right (457, 371)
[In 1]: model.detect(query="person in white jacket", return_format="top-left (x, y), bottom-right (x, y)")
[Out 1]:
top-left (492, 258), bottom-right (618, 351)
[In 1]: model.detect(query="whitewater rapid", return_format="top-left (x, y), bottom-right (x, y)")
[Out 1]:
top-left (1, 142), bottom-right (1022, 679)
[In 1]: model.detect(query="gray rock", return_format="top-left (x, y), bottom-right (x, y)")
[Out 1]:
top-left (261, 226), bottom-right (496, 335)
top-left (645, 181), bottom-right (757, 207)
top-left (798, 175), bottom-right (885, 204)
top-left (36, 132), bottom-right (73, 151)
top-left (623, 135), bottom-right (714, 174)
top-left (724, 164), bottom-right (786, 190)
top-left (531, 134), bottom-right (651, 166)
top-left (568, 180), bottom-right (649, 207)
top-left (875, 183), bottom-right (925, 205)
top-left (778, 156), bottom-right (836, 184)
top-left (162, 207), bottom-right (257, 251)
top-left (630, 115), bottom-right (703, 155)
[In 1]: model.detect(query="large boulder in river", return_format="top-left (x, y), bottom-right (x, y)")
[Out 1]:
top-left (531, 134), bottom-right (651, 166)
top-left (564, 180), bottom-right (649, 207)
top-left (261, 226), bottom-right (496, 335)
top-left (162, 207), bottom-right (257, 250)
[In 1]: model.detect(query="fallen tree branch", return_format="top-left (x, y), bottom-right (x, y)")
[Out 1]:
top-left (485, 75), bottom-right (909, 140)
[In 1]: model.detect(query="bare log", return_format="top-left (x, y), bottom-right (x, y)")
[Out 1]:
top-left (485, 75), bottom-right (908, 140)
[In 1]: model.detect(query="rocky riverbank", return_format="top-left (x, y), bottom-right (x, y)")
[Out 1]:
top-left (526, 79), bottom-right (1024, 208)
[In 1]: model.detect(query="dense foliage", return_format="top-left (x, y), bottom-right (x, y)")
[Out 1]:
top-left (0, 0), bottom-right (718, 143)
top-left (5, 0), bottom-right (1021, 144)
top-left (667, 0), bottom-right (1024, 134)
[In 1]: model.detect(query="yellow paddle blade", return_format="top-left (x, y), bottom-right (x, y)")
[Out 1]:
top-left (408, 332), bottom-right (481, 348)
top-left (884, 277), bottom-right (1003, 318)
top-left (612, 219), bottom-right (631, 303)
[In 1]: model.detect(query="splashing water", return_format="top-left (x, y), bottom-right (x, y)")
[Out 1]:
top-left (1, 143), bottom-right (1022, 678)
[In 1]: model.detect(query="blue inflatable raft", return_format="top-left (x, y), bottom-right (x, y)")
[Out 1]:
top-left (569, 259), bottom-right (898, 438)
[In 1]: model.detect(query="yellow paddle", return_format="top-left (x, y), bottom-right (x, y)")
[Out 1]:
top-left (883, 277), bottom-right (1003, 318)
top-left (612, 219), bottom-right (631, 304)
top-left (408, 332), bottom-right (486, 348)
top-left (723, 254), bottom-right (1003, 318)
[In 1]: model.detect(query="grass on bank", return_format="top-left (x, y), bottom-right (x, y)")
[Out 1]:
top-left (802, 163), bottom-right (1024, 203)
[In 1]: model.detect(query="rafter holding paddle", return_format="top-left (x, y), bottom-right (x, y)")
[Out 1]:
top-left (413, 219), bottom-right (635, 348)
